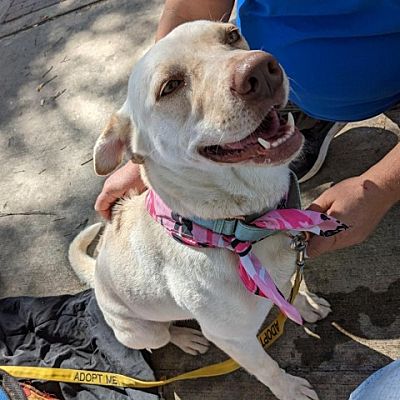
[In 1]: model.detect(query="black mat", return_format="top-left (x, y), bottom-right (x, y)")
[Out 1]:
top-left (0, 290), bottom-right (159, 400)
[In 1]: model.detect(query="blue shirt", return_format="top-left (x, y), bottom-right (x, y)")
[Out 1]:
top-left (236, 0), bottom-right (400, 122)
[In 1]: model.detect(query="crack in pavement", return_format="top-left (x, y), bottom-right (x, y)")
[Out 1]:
top-left (0, 0), bottom-right (108, 41)
top-left (0, 211), bottom-right (57, 217)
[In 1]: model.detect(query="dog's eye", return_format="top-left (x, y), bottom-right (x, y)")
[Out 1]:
top-left (159, 79), bottom-right (184, 97)
top-left (226, 28), bottom-right (241, 45)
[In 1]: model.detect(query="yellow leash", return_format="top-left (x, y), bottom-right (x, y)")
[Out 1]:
top-left (0, 308), bottom-right (291, 389)
top-left (0, 240), bottom-right (305, 389)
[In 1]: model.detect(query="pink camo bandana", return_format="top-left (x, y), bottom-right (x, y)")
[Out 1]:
top-left (146, 190), bottom-right (348, 325)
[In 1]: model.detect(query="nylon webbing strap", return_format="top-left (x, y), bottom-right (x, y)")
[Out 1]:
top-left (190, 171), bottom-right (301, 243)
top-left (0, 268), bottom-right (302, 389)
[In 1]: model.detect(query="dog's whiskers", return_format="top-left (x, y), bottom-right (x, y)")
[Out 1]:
top-left (140, 147), bottom-right (157, 162)
top-left (217, 11), bottom-right (231, 23)
top-left (280, 103), bottom-right (301, 113)
top-left (289, 87), bottom-right (303, 102)
top-left (287, 75), bottom-right (305, 90)
top-left (216, 130), bottom-right (228, 147)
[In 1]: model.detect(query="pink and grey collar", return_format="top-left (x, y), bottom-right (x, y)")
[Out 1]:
top-left (146, 173), bottom-right (347, 325)
top-left (191, 172), bottom-right (301, 242)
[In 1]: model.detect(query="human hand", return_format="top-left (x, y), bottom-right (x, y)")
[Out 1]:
top-left (306, 175), bottom-right (396, 257)
top-left (95, 161), bottom-right (147, 220)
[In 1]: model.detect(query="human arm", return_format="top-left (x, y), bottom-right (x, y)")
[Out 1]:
top-left (156, 0), bottom-right (235, 41)
top-left (307, 143), bottom-right (400, 257)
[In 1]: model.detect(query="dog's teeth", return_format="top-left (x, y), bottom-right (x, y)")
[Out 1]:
top-left (287, 112), bottom-right (295, 131)
top-left (271, 140), bottom-right (279, 148)
top-left (258, 138), bottom-right (271, 150)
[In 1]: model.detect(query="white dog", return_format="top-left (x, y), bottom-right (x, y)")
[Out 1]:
top-left (69, 21), bottom-right (332, 400)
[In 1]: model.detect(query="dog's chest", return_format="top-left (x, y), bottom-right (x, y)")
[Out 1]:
top-left (102, 200), bottom-right (297, 321)
top-left (140, 214), bottom-right (296, 301)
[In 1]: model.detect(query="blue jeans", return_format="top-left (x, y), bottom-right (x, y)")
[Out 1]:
top-left (349, 359), bottom-right (400, 400)
top-left (0, 388), bottom-right (9, 400)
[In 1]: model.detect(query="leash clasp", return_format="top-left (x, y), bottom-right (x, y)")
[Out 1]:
top-left (290, 232), bottom-right (309, 270)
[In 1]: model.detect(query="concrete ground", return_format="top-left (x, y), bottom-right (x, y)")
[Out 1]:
top-left (0, 1), bottom-right (399, 399)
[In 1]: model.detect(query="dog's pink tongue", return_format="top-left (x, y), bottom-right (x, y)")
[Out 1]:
top-left (222, 111), bottom-right (280, 150)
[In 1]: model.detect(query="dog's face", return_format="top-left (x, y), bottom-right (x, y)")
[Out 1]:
top-left (94, 21), bottom-right (303, 176)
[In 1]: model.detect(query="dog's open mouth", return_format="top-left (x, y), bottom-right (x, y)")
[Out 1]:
top-left (199, 109), bottom-right (303, 164)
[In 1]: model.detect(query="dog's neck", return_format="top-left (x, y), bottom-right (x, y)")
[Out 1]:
top-left (142, 161), bottom-right (291, 220)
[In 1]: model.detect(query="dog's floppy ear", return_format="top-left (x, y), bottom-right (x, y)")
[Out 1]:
top-left (94, 105), bottom-right (145, 176)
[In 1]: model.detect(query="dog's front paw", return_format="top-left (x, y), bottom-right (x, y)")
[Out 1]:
top-left (169, 326), bottom-right (210, 355)
top-left (294, 291), bottom-right (332, 323)
top-left (272, 371), bottom-right (319, 400)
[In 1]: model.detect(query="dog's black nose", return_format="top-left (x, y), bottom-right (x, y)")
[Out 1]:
top-left (230, 52), bottom-right (283, 102)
